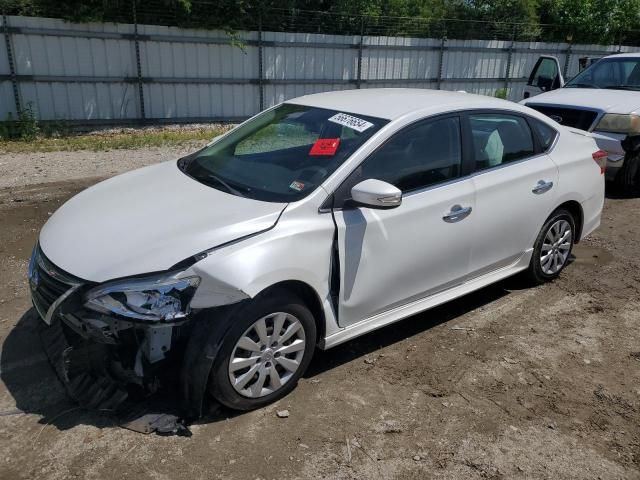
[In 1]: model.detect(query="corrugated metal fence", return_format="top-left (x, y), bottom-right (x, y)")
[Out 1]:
top-left (2, 14), bottom-right (639, 125)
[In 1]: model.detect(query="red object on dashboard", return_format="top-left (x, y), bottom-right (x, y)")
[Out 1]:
top-left (310, 138), bottom-right (341, 156)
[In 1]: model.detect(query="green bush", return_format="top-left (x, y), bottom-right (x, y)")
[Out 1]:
top-left (0, 103), bottom-right (40, 140)
top-left (494, 88), bottom-right (508, 100)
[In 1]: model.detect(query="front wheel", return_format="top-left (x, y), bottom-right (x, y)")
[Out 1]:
top-left (617, 150), bottom-right (640, 195)
top-left (208, 291), bottom-right (316, 410)
top-left (525, 209), bottom-right (576, 284)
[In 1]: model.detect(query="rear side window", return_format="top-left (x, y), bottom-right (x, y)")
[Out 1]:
top-left (530, 119), bottom-right (558, 151)
top-left (469, 114), bottom-right (535, 171)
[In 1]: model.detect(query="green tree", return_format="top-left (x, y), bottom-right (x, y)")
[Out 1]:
top-left (540, 0), bottom-right (640, 44)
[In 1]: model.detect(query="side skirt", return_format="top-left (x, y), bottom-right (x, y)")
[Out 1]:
top-left (320, 249), bottom-right (532, 350)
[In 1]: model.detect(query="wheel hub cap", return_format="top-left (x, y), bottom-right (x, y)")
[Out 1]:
top-left (540, 219), bottom-right (572, 275)
top-left (228, 312), bottom-right (306, 399)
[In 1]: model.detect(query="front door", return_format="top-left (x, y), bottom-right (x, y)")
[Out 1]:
top-left (524, 56), bottom-right (564, 99)
top-left (332, 115), bottom-right (476, 327)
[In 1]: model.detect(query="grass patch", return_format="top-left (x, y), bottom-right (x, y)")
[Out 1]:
top-left (0, 127), bottom-right (225, 153)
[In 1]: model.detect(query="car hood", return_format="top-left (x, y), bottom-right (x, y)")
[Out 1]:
top-left (523, 88), bottom-right (640, 114)
top-left (39, 161), bottom-right (287, 282)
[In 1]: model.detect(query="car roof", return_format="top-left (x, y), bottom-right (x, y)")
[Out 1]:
top-left (286, 88), bottom-right (535, 121)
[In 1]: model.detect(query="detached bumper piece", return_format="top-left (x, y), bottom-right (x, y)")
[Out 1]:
top-left (39, 316), bottom-right (129, 411)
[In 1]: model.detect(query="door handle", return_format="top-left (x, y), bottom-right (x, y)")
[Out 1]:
top-left (532, 180), bottom-right (554, 194)
top-left (443, 205), bottom-right (472, 223)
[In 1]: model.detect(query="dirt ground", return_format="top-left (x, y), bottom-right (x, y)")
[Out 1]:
top-left (0, 151), bottom-right (639, 480)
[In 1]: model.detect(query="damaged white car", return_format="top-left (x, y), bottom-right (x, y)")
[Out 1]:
top-left (29, 89), bottom-right (604, 416)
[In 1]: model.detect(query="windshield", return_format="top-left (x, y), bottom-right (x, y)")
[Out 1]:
top-left (565, 57), bottom-right (640, 91)
top-left (178, 104), bottom-right (388, 202)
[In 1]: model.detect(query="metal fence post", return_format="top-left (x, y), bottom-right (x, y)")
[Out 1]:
top-left (131, 1), bottom-right (146, 122)
top-left (617, 31), bottom-right (623, 53)
top-left (258, 14), bottom-right (264, 110)
top-left (437, 33), bottom-right (446, 90)
top-left (356, 17), bottom-right (364, 89)
top-left (563, 43), bottom-right (572, 80)
top-left (503, 25), bottom-right (516, 94)
top-left (2, 12), bottom-right (21, 116)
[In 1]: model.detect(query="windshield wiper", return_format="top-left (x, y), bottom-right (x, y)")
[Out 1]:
top-left (603, 85), bottom-right (640, 91)
top-left (204, 173), bottom-right (248, 197)
top-left (565, 83), bottom-right (600, 89)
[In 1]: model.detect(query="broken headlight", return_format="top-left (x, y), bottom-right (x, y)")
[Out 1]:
top-left (84, 273), bottom-right (200, 322)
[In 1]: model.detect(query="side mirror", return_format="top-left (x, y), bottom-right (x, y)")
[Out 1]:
top-left (350, 179), bottom-right (402, 209)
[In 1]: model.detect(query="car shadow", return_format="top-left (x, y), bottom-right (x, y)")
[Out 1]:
top-left (0, 309), bottom-right (118, 431)
top-left (305, 280), bottom-right (511, 378)
top-left (2, 279), bottom-right (521, 432)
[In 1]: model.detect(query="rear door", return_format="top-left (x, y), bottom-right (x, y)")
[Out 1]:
top-left (524, 56), bottom-right (564, 99)
top-left (465, 112), bottom-right (559, 278)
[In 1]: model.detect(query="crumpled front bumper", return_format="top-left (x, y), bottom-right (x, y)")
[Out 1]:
top-left (29, 245), bottom-right (246, 421)
top-left (29, 246), bottom-right (195, 412)
top-left (35, 295), bottom-right (193, 411)
top-left (38, 314), bottom-right (130, 411)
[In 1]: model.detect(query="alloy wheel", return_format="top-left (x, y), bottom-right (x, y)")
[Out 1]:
top-left (540, 219), bottom-right (572, 275)
top-left (228, 312), bottom-right (306, 398)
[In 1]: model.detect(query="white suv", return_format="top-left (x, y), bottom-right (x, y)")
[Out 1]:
top-left (30, 89), bottom-right (604, 415)
top-left (522, 53), bottom-right (640, 192)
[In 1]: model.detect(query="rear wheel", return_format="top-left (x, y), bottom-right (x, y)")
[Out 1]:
top-left (526, 209), bottom-right (575, 284)
top-left (208, 290), bottom-right (316, 410)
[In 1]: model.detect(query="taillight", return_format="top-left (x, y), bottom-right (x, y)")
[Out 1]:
top-left (592, 150), bottom-right (608, 174)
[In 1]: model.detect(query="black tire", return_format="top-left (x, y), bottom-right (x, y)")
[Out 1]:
top-left (525, 208), bottom-right (576, 285)
top-left (208, 289), bottom-right (317, 411)
top-left (616, 150), bottom-right (640, 195)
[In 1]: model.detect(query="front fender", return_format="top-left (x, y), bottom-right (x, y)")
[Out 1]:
top-left (186, 210), bottom-right (335, 307)
top-left (180, 302), bottom-right (247, 419)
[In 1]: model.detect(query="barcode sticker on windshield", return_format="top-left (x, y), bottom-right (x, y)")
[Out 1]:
top-left (328, 113), bottom-right (374, 132)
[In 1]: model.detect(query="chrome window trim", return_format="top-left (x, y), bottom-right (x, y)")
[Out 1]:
top-left (320, 107), bottom-right (564, 212)
top-left (468, 152), bottom-right (549, 178)
top-left (466, 110), bottom-right (550, 176)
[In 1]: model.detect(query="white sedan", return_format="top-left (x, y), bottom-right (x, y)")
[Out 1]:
top-left (30, 89), bottom-right (604, 414)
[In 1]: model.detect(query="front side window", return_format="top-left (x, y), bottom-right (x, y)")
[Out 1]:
top-left (469, 114), bottom-right (535, 171)
top-left (179, 104), bottom-right (387, 202)
top-left (529, 57), bottom-right (560, 91)
top-left (341, 116), bottom-right (462, 197)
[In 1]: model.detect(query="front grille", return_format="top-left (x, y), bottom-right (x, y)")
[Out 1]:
top-left (527, 105), bottom-right (599, 131)
top-left (30, 246), bottom-right (82, 321)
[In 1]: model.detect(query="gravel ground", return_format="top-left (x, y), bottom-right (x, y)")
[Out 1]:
top-left (0, 144), bottom-right (204, 189)
top-left (0, 149), bottom-right (639, 480)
